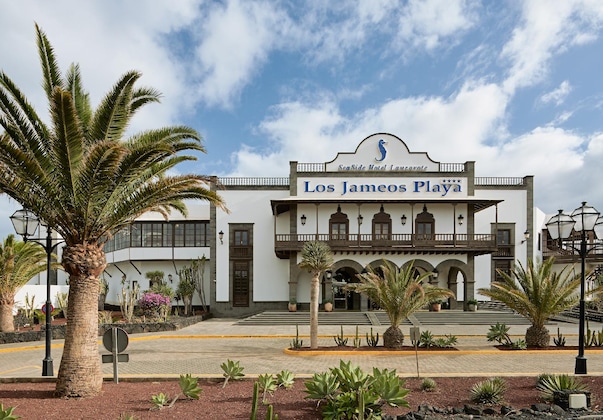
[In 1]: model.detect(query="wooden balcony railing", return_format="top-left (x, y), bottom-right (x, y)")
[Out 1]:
top-left (542, 240), bottom-right (603, 263)
top-left (274, 233), bottom-right (497, 258)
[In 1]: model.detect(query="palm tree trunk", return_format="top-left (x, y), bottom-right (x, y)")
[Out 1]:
top-left (310, 273), bottom-right (320, 349)
top-left (0, 300), bottom-right (15, 332)
top-left (55, 244), bottom-right (106, 398)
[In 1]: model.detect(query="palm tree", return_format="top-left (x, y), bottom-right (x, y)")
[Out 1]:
top-left (0, 235), bottom-right (49, 332)
top-left (298, 241), bottom-right (334, 349)
top-left (352, 260), bottom-right (454, 348)
top-left (478, 258), bottom-right (584, 347)
top-left (0, 25), bottom-right (225, 397)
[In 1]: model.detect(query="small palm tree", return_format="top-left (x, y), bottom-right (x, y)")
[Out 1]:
top-left (478, 258), bottom-right (584, 347)
top-left (0, 235), bottom-right (49, 332)
top-left (298, 241), bottom-right (334, 349)
top-left (351, 260), bottom-right (454, 348)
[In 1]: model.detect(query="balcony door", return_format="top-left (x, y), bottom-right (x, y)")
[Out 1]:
top-left (415, 205), bottom-right (435, 241)
top-left (372, 205), bottom-right (391, 240)
top-left (329, 206), bottom-right (349, 240)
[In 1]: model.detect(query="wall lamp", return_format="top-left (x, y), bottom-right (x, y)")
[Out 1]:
top-left (218, 230), bottom-right (224, 245)
top-left (357, 214), bottom-right (363, 225)
top-left (301, 214), bottom-right (307, 226)
top-left (457, 214), bottom-right (464, 225)
top-left (432, 268), bottom-right (439, 279)
top-left (168, 274), bottom-right (173, 284)
top-left (401, 214), bottom-right (407, 225)
top-left (521, 229), bottom-right (530, 243)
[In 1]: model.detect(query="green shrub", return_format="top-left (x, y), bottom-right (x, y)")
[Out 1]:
top-left (179, 373), bottom-right (202, 400)
top-left (421, 378), bottom-right (437, 392)
top-left (0, 403), bottom-right (20, 419)
top-left (276, 370), bottom-right (295, 389)
top-left (536, 373), bottom-right (588, 402)
top-left (487, 322), bottom-right (512, 346)
top-left (304, 360), bottom-right (410, 419)
top-left (221, 359), bottom-right (245, 388)
top-left (470, 377), bottom-right (507, 404)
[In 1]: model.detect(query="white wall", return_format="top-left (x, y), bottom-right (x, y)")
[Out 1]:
top-left (216, 189), bottom-right (290, 302)
top-left (14, 285), bottom-right (70, 314)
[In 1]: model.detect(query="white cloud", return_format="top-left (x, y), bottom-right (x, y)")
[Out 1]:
top-left (501, 0), bottom-right (603, 94)
top-left (232, 81), bottom-right (507, 176)
top-left (395, 0), bottom-right (477, 51)
top-left (540, 80), bottom-right (572, 105)
top-left (0, 0), bottom-right (203, 132)
top-left (193, 0), bottom-right (291, 109)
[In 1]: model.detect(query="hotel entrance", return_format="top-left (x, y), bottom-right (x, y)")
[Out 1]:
top-left (332, 267), bottom-right (361, 310)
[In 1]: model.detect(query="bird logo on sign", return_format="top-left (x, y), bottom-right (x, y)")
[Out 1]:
top-left (375, 139), bottom-right (387, 162)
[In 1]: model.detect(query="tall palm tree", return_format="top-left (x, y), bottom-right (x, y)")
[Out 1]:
top-left (478, 258), bottom-right (584, 347)
top-left (299, 241), bottom-right (334, 349)
top-left (0, 235), bottom-right (49, 332)
top-left (0, 24), bottom-right (225, 397)
top-left (352, 260), bottom-right (454, 348)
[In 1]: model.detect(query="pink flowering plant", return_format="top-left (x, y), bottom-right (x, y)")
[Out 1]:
top-left (138, 292), bottom-right (172, 320)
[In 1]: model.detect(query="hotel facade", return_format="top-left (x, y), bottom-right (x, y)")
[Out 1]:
top-left (22, 133), bottom-right (553, 316)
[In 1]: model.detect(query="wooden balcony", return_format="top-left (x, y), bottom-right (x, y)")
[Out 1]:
top-left (274, 233), bottom-right (497, 258)
top-left (543, 240), bottom-right (603, 264)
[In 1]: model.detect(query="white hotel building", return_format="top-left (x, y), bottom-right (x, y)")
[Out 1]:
top-left (20, 132), bottom-right (556, 317)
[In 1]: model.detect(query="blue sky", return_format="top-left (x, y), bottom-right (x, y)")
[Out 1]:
top-left (2, 0), bottom-right (603, 239)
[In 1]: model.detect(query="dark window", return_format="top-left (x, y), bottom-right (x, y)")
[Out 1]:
top-left (234, 230), bottom-right (249, 246)
top-left (415, 205), bottom-right (434, 240)
top-left (103, 221), bottom-right (208, 251)
top-left (329, 205), bottom-right (349, 240)
top-left (372, 205), bottom-right (392, 240)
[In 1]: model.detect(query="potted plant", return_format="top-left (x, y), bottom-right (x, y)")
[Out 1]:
top-left (467, 298), bottom-right (478, 312)
top-left (323, 298), bottom-right (333, 312)
top-left (429, 300), bottom-right (442, 312)
top-left (288, 298), bottom-right (297, 312)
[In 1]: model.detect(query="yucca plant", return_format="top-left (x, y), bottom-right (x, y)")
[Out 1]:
top-left (350, 260), bottom-right (453, 348)
top-left (421, 378), bottom-right (437, 392)
top-left (470, 377), bottom-right (507, 404)
top-left (536, 373), bottom-right (588, 402)
top-left (478, 258), bottom-right (590, 347)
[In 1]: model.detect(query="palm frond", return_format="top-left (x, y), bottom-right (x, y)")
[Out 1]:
top-left (36, 23), bottom-right (63, 103)
top-left (352, 260), bottom-right (454, 327)
top-left (478, 258), bottom-right (581, 328)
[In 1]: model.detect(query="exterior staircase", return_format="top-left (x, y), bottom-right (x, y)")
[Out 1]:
top-left (236, 308), bottom-right (531, 326)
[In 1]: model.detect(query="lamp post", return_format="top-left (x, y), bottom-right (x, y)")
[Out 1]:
top-left (545, 202), bottom-right (603, 374)
top-left (10, 209), bottom-right (64, 377)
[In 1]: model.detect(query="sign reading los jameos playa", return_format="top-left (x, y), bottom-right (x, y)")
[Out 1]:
top-left (299, 133), bottom-right (467, 198)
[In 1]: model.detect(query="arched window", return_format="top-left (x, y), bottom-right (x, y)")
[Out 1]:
top-left (372, 205), bottom-right (391, 240)
top-left (329, 205), bottom-right (349, 240)
top-left (415, 205), bottom-right (434, 240)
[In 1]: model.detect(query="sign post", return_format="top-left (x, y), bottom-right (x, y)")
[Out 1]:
top-left (102, 327), bottom-right (129, 383)
top-left (410, 327), bottom-right (421, 378)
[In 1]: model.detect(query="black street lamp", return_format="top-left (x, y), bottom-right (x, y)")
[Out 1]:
top-left (10, 209), bottom-right (64, 377)
top-left (545, 202), bottom-right (603, 375)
